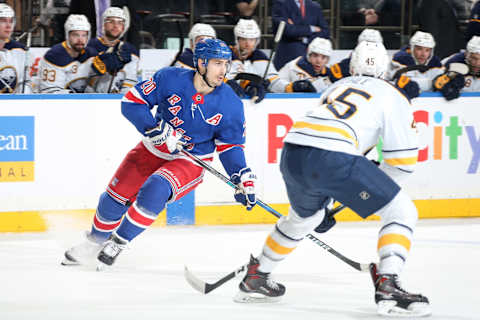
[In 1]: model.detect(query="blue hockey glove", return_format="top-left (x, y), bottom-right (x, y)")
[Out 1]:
top-left (115, 42), bottom-right (132, 65)
top-left (245, 80), bottom-right (268, 103)
top-left (395, 75), bottom-right (420, 99)
top-left (145, 120), bottom-right (184, 154)
top-left (226, 79), bottom-right (246, 98)
top-left (314, 199), bottom-right (337, 233)
top-left (92, 43), bottom-right (131, 75)
top-left (433, 73), bottom-right (465, 101)
top-left (231, 168), bottom-right (257, 210)
top-left (292, 79), bottom-right (317, 92)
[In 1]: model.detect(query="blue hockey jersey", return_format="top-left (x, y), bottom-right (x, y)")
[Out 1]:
top-left (121, 67), bottom-right (248, 176)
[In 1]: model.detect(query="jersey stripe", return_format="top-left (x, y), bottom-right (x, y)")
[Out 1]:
top-left (292, 121), bottom-right (358, 147)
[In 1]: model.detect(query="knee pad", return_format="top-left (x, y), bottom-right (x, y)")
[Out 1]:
top-left (277, 206), bottom-right (326, 240)
top-left (135, 174), bottom-right (172, 215)
top-left (97, 191), bottom-right (129, 221)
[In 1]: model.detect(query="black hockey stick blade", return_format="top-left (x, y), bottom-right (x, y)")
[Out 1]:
top-left (184, 264), bottom-right (246, 294)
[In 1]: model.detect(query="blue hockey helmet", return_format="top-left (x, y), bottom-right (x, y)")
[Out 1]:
top-left (193, 38), bottom-right (232, 69)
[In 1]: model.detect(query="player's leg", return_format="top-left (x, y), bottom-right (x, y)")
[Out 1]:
top-left (62, 142), bottom-right (165, 266)
top-left (331, 156), bottom-right (430, 316)
top-left (97, 158), bottom-right (205, 267)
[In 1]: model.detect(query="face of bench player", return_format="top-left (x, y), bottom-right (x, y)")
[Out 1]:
top-left (68, 30), bottom-right (89, 53)
top-left (309, 52), bottom-right (329, 73)
top-left (104, 17), bottom-right (125, 41)
top-left (413, 45), bottom-right (432, 65)
top-left (0, 17), bottom-right (13, 40)
top-left (237, 37), bottom-right (256, 60)
top-left (199, 58), bottom-right (230, 87)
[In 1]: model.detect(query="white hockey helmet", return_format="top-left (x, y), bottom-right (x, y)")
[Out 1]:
top-left (358, 28), bottom-right (383, 44)
top-left (409, 31), bottom-right (435, 64)
top-left (234, 18), bottom-right (261, 40)
top-left (0, 3), bottom-right (15, 28)
top-left (350, 41), bottom-right (389, 79)
top-left (102, 7), bottom-right (129, 39)
top-left (467, 36), bottom-right (480, 54)
top-left (189, 23), bottom-right (216, 48)
top-left (307, 37), bottom-right (332, 58)
top-left (64, 14), bottom-right (91, 48)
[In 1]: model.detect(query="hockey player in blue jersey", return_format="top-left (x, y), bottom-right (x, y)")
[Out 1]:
top-left (62, 38), bottom-right (258, 269)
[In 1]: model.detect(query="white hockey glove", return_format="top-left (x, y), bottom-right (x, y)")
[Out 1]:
top-left (231, 168), bottom-right (257, 210)
top-left (145, 120), bottom-right (184, 154)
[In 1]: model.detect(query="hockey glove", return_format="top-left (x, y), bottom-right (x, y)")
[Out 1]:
top-left (314, 198), bottom-right (336, 233)
top-left (245, 80), bottom-right (268, 104)
top-left (231, 168), bottom-right (257, 210)
top-left (433, 73), bottom-right (465, 101)
top-left (292, 79), bottom-right (317, 92)
top-left (226, 79), bottom-right (246, 98)
top-left (115, 42), bottom-right (132, 65)
top-left (395, 75), bottom-right (420, 99)
top-left (144, 120), bottom-right (184, 154)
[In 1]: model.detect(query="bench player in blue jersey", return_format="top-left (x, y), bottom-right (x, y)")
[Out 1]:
top-left (62, 38), bottom-right (258, 269)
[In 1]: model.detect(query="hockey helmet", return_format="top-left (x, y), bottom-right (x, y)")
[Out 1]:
top-left (358, 28), bottom-right (383, 44)
top-left (308, 37), bottom-right (332, 57)
top-left (350, 41), bottom-right (389, 79)
top-left (194, 38), bottom-right (232, 69)
top-left (409, 31), bottom-right (435, 64)
top-left (102, 7), bottom-right (129, 39)
top-left (64, 14), bottom-right (91, 48)
top-left (188, 23), bottom-right (216, 48)
top-left (466, 36), bottom-right (480, 76)
top-left (234, 18), bottom-right (261, 47)
top-left (467, 36), bottom-right (480, 54)
top-left (0, 3), bottom-right (15, 29)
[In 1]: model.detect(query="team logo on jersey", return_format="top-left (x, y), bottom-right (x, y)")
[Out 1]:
top-left (192, 93), bottom-right (204, 104)
top-left (167, 94), bottom-right (181, 106)
top-left (359, 191), bottom-right (370, 200)
top-left (0, 66), bottom-right (18, 93)
top-left (206, 113), bottom-right (223, 126)
top-left (168, 105), bottom-right (182, 116)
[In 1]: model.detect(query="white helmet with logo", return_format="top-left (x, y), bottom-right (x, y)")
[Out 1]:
top-left (189, 23), bottom-right (216, 49)
top-left (102, 7), bottom-right (129, 39)
top-left (0, 4), bottom-right (15, 28)
top-left (307, 37), bottom-right (332, 59)
top-left (350, 41), bottom-right (389, 79)
top-left (234, 18), bottom-right (261, 43)
top-left (64, 14), bottom-right (91, 48)
top-left (358, 28), bottom-right (383, 44)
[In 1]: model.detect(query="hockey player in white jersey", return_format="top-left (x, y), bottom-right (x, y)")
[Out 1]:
top-left (0, 4), bottom-right (32, 93)
top-left (226, 19), bottom-right (315, 103)
top-left (278, 37), bottom-right (333, 93)
top-left (236, 41), bottom-right (431, 317)
top-left (86, 7), bottom-right (138, 93)
top-left (174, 23), bottom-right (216, 70)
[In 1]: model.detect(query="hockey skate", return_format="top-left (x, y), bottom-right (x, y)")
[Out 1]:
top-left (61, 231), bottom-right (104, 266)
top-left (369, 263), bottom-right (431, 317)
top-left (234, 255), bottom-right (285, 303)
top-left (96, 233), bottom-right (128, 271)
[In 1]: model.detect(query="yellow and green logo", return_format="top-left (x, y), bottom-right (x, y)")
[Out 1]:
top-left (0, 116), bottom-right (34, 182)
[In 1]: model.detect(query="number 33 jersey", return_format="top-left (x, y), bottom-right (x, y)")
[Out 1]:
top-left (284, 76), bottom-right (419, 172)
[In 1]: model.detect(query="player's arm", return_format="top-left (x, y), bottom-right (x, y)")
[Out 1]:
top-left (119, 53), bottom-right (140, 93)
top-left (38, 58), bottom-right (70, 94)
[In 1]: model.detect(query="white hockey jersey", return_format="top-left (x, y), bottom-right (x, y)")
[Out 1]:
top-left (0, 40), bottom-right (32, 93)
top-left (444, 52), bottom-right (480, 92)
top-left (284, 76), bottom-right (418, 173)
top-left (278, 56), bottom-right (332, 93)
top-left (85, 38), bottom-right (140, 93)
top-left (227, 47), bottom-right (290, 93)
top-left (38, 42), bottom-right (97, 93)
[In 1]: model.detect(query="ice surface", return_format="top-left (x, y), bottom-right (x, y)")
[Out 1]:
top-left (0, 218), bottom-right (478, 320)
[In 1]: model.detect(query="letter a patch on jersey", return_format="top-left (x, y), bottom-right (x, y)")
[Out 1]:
top-left (206, 113), bottom-right (223, 126)
top-left (168, 105), bottom-right (182, 116)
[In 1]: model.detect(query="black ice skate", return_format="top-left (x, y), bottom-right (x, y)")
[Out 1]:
top-left (96, 233), bottom-right (128, 271)
top-left (369, 263), bottom-right (431, 317)
top-left (234, 255), bottom-right (285, 303)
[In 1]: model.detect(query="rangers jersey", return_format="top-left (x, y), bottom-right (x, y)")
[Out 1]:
top-left (86, 38), bottom-right (140, 93)
top-left (174, 48), bottom-right (195, 70)
top-left (285, 76), bottom-right (418, 173)
top-left (279, 56), bottom-right (332, 93)
top-left (38, 42), bottom-right (97, 93)
top-left (228, 47), bottom-right (290, 93)
top-left (0, 40), bottom-right (32, 93)
top-left (388, 46), bottom-right (444, 91)
top-left (444, 52), bottom-right (480, 92)
top-left (121, 67), bottom-right (248, 176)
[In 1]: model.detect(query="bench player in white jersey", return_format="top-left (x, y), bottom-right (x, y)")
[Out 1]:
top-left (226, 19), bottom-right (315, 103)
top-left (86, 7), bottom-right (139, 93)
top-left (174, 23), bottom-right (216, 70)
top-left (236, 41), bottom-right (431, 317)
top-left (38, 14), bottom-right (130, 93)
top-left (278, 37), bottom-right (333, 93)
top-left (0, 4), bottom-right (32, 93)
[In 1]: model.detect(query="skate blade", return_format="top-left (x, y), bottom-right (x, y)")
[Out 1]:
top-left (96, 262), bottom-right (109, 272)
top-left (233, 290), bottom-right (282, 304)
top-left (61, 252), bottom-right (80, 266)
top-left (377, 300), bottom-right (432, 317)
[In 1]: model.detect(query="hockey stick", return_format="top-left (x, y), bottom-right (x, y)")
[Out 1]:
top-left (262, 20), bottom-right (286, 80)
top-left (181, 150), bottom-right (368, 294)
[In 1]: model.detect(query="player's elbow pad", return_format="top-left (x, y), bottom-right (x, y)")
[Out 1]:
top-left (378, 161), bottom-right (415, 186)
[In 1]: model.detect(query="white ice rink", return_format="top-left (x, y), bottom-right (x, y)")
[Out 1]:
top-left (1, 217), bottom-right (478, 320)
